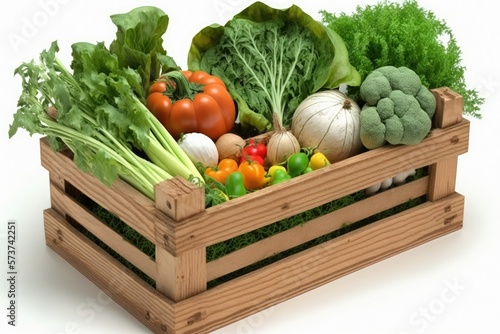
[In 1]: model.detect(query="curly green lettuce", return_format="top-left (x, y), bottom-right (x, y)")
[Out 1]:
top-left (321, 0), bottom-right (484, 118)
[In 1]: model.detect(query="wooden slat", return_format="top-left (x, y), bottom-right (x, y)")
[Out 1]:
top-left (40, 137), bottom-right (163, 244)
top-left (175, 193), bottom-right (464, 334)
top-left (428, 156), bottom-right (459, 201)
top-left (49, 182), bottom-right (157, 280)
top-left (49, 172), bottom-right (67, 214)
top-left (156, 248), bottom-right (207, 302)
top-left (207, 176), bottom-right (429, 281)
top-left (157, 120), bottom-right (469, 254)
top-left (44, 208), bottom-right (175, 334)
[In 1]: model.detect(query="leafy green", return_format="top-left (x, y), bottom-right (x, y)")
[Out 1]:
top-left (321, 0), bottom-right (484, 118)
top-left (9, 9), bottom-right (204, 200)
top-left (109, 6), bottom-right (180, 101)
top-left (188, 1), bottom-right (361, 132)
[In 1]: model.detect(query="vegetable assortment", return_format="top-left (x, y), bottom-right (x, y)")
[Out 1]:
top-left (320, 0), bottom-right (483, 118)
top-left (188, 1), bottom-right (361, 133)
top-left (10, 30), bottom-right (203, 200)
top-left (8, 1), bottom-right (479, 207)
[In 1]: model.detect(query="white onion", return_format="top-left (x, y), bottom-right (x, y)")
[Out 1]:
top-left (266, 113), bottom-right (301, 165)
top-left (178, 132), bottom-right (219, 167)
top-left (266, 128), bottom-right (301, 165)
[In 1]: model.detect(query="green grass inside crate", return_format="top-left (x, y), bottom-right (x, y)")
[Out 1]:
top-left (74, 168), bottom-right (427, 289)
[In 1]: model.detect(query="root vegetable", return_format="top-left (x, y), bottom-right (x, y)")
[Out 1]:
top-left (215, 133), bottom-right (246, 162)
top-left (266, 113), bottom-right (301, 165)
top-left (178, 132), bottom-right (219, 167)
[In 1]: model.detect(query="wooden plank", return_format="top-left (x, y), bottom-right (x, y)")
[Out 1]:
top-left (156, 248), bottom-right (207, 302)
top-left (207, 176), bottom-right (429, 281)
top-left (428, 156), bottom-right (459, 201)
top-left (49, 172), bottom-right (67, 215)
top-left (156, 120), bottom-right (469, 254)
top-left (431, 87), bottom-right (464, 129)
top-left (40, 137), bottom-right (162, 244)
top-left (44, 208), bottom-right (175, 334)
top-left (175, 193), bottom-right (464, 334)
top-left (50, 183), bottom-right (157, 280)
top-left (155, 177), bottom-right (207, 302)
top-left (49, 171), bottom-right (66, 189)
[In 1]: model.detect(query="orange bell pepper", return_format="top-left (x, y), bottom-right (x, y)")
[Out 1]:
top-left (238, 160), bottom-right (270, 190)
top-left (205, 158), bottom-right (239, 184)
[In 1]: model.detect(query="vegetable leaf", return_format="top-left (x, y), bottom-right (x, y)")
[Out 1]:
top-left (9, 6), bottom-right (205, 200)
top-left (188, 1), bottom-right (361, 132)
top-left (321, 0), bottom-right (484, 117)
top-left (109, 6), bottom-right (180, 100)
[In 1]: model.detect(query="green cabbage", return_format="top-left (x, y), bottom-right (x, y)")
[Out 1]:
top-left (188, 1), bottom-right (360, 132)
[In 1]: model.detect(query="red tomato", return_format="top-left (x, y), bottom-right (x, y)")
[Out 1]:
top-left (240, 154), bottom-right (265, 165)
top-left (242, 139), bottom-right (267, 160)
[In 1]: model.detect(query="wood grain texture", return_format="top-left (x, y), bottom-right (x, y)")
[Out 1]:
top-left (156, 247), bottom-right (207, 302)
top-left (431, 87), bottom-right (464, 129)
top-left (175, 193), bottom-right (464, 334)
top-left (157, 120), bottom-right (469, 254)
top-left (428, 156), bottom-right (459, 201)
top-left (155, 177), bottom-right (207, 302)
top-left (427, 87), bottom-right (463, 201)
top-left (39, 89), bottom-right (469, 334)
top-left (206, 176), bottom-right (429, 281)
top-left (40, 137), bottom-right (169, 244)
top-left (154, 177), bottom-right (205, 222)
top-left (49, 182), bottom-right (157, 280)
top-left (44, 208), bottom-right (175, 333)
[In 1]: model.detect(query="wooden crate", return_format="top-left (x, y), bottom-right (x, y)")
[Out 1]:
top-left (40, 87), bottom-right (469, 333)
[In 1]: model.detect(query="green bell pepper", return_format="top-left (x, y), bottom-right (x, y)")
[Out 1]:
top-left (225, 171), bottom-right (246, 199)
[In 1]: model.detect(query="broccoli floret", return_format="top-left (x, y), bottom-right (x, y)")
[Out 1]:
top-left (377, 66), bottom-right (422, 96)
top-left (359, 71), bottom-right (392, 106)
top-left (399, 107), bottom-right (432, 145)
top-left (385, 115), bottom-right (404, 144)
top-left (376, 97), bottom-right (395, 120)
top-left (359, 106), bottom-right (386, 149)
top-left (415, 86), bottom-right (437, 118)
top-left (359, 66), bottom-right (436, 149)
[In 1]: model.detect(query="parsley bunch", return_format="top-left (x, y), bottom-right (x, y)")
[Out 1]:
top-left (321, 0), bottom-right (484, 118)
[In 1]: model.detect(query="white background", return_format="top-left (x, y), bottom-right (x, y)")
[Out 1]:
top-left (1, 0), bottom-right (499, 333)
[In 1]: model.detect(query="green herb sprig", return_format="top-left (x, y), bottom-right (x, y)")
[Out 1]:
top-left (321, 0), bottom-right (484, 118)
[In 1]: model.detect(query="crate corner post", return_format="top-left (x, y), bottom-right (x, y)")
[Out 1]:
top-left (154, 176), bottom-right (207, 303)
top-left (428, 87), bottom-right (466, 202)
